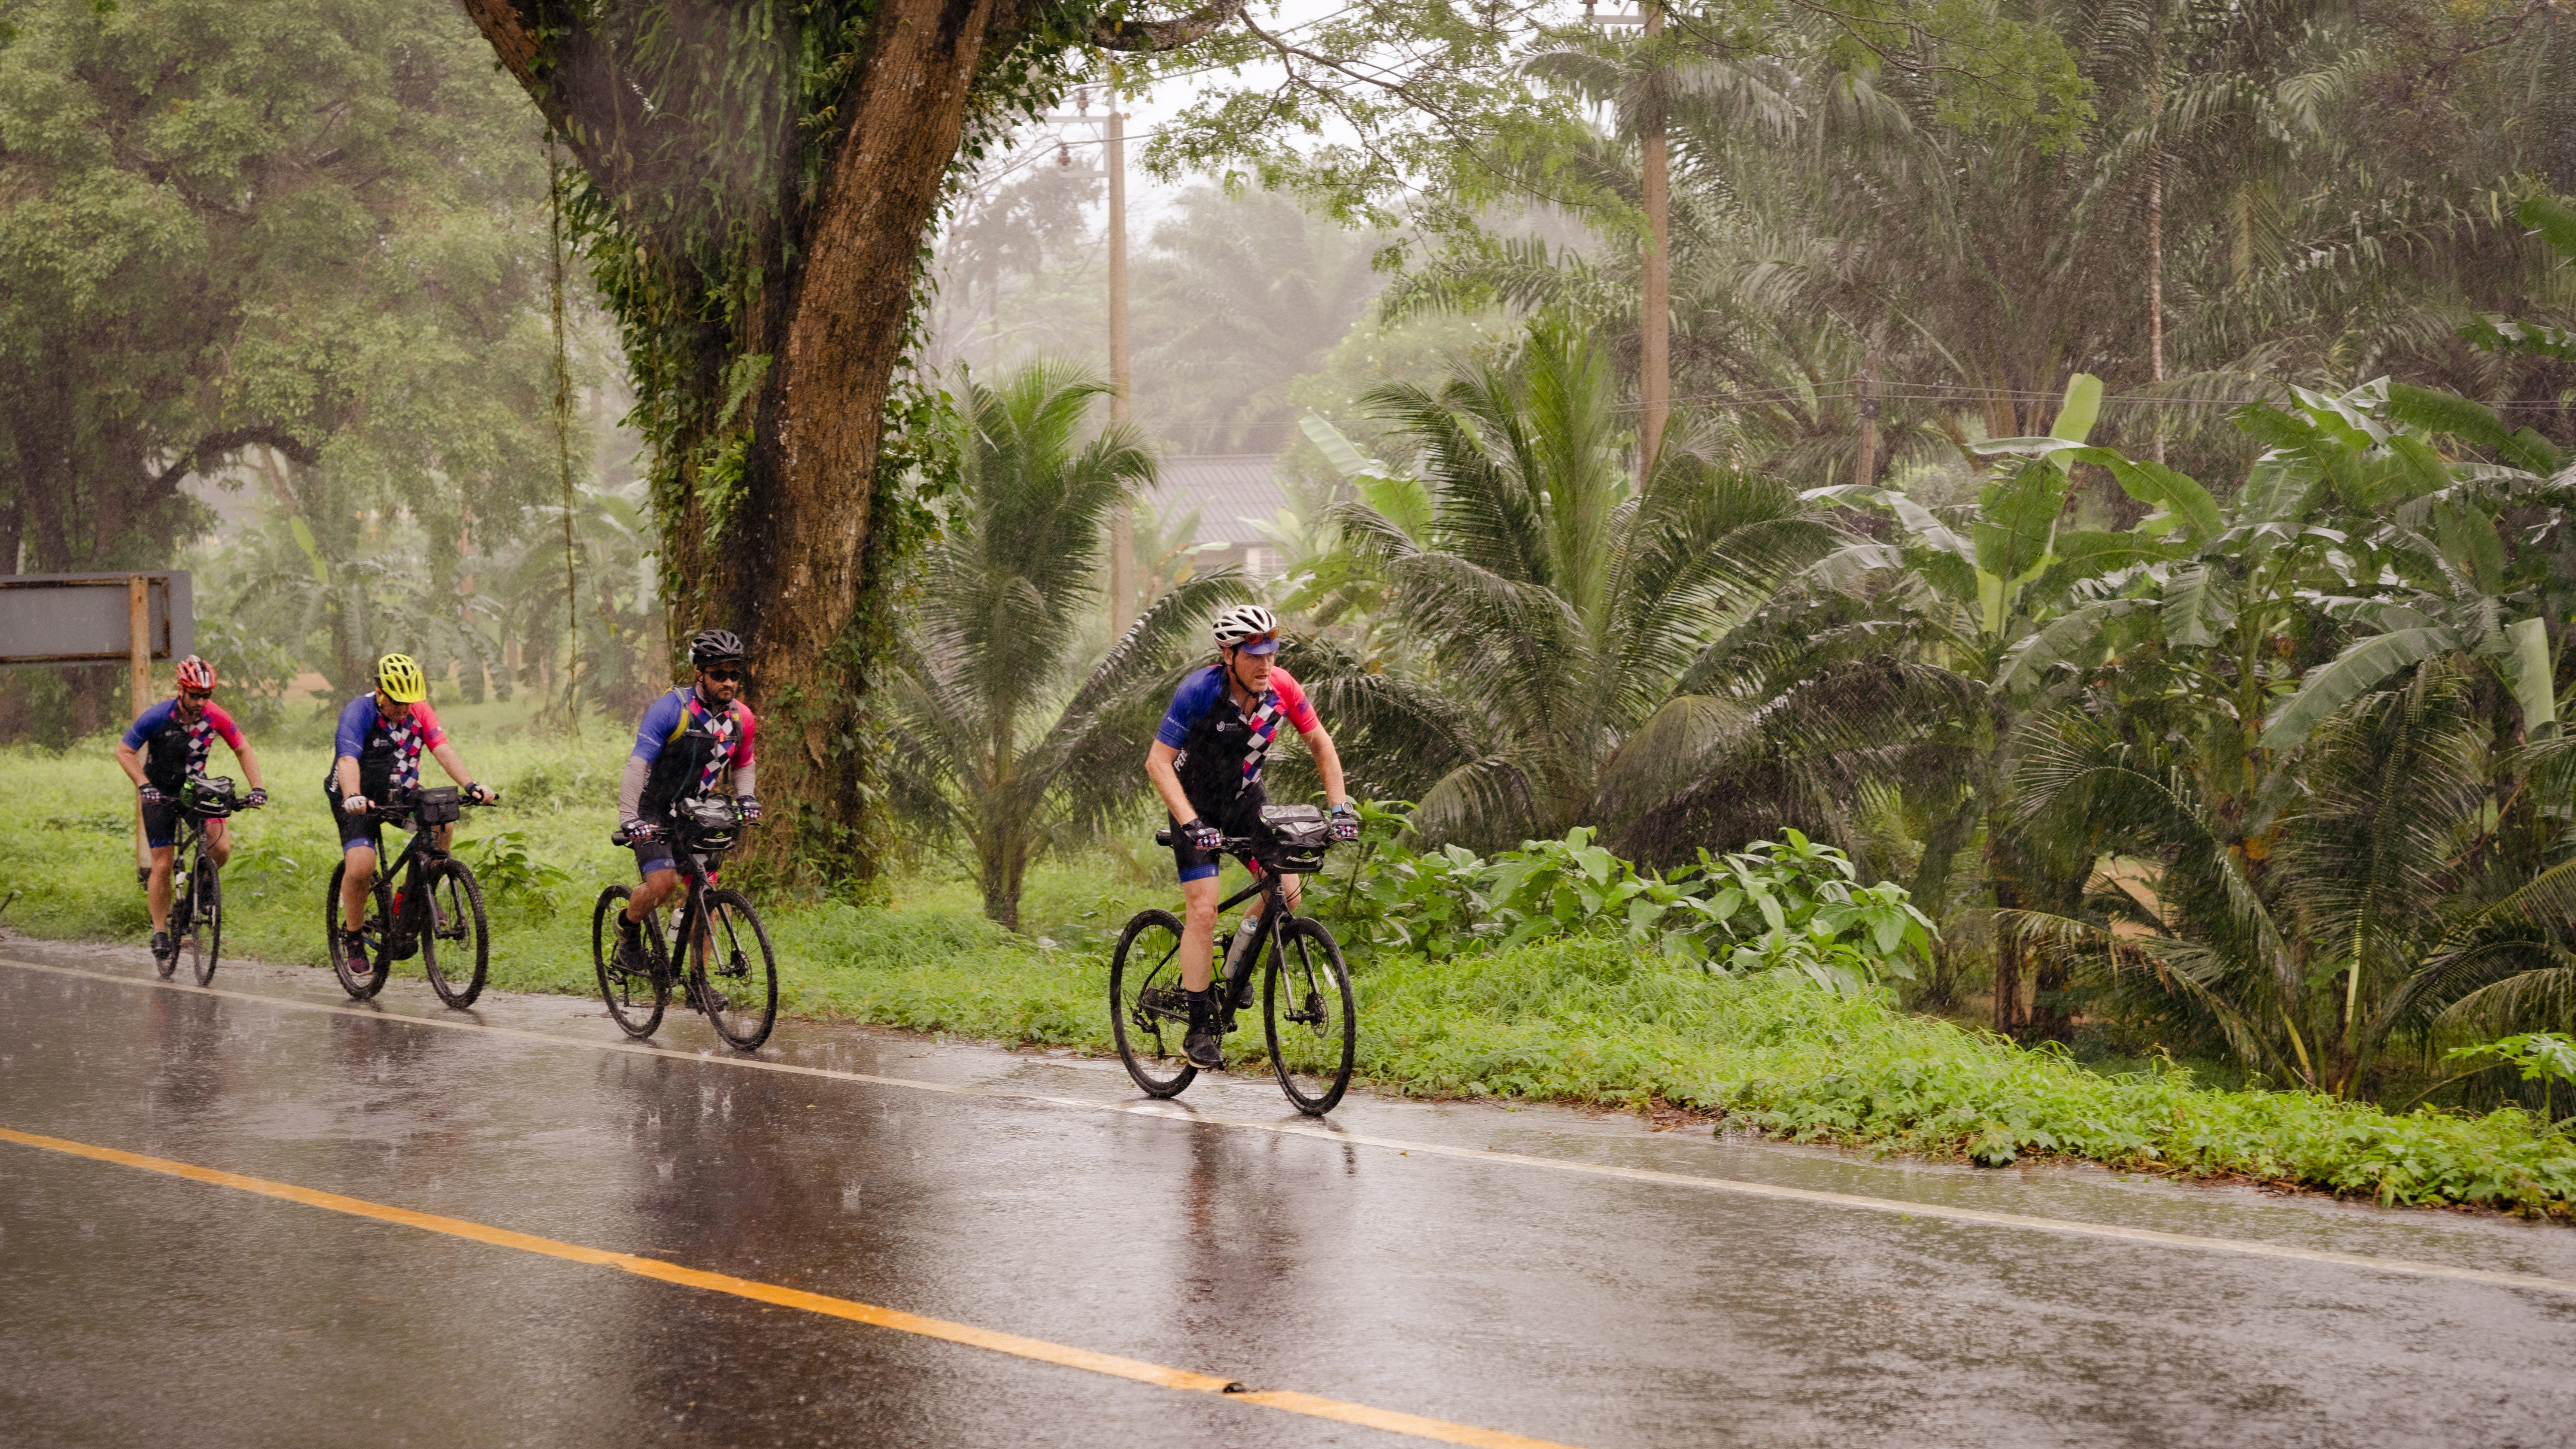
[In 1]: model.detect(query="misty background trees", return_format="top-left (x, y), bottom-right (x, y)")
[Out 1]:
top-left (6, 0), bottom-right (2576, 1107)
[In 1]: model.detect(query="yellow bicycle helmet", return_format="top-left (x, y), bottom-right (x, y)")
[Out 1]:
top-left (375, 653), bottom-right (428, 703)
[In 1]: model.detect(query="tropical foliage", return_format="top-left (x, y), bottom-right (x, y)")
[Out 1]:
top-left (885, 362), bottom-right (1242, 927)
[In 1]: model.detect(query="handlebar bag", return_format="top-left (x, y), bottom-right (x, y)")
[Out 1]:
top-left (410, 786), bottom-right (462, 826)
top-left (182, 776), bottom-right (238, 818)
top-left (1257, 804), bottom-right (1331, 873)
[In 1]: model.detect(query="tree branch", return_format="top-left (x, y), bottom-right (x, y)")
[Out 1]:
top-left (1091, 0), bottom-right (1249, 52)
top-left (154, 427), bottom-right (321, 489)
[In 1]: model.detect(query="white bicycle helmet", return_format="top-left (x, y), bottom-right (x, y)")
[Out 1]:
top-left (1211, 604), bottom-right (1279, 649)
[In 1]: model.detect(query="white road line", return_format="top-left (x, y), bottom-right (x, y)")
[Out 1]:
top-left (8, 952), bottom-right (2576, 1297)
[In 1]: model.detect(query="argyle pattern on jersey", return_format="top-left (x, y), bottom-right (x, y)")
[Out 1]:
top-left (688, 696), bottom-right (743, 796)
top-left (384, 713), bottom-right (430, 790)
top-left (176, 711), bottom-right (219, 779)
top-left (1240, 693), bottom-right (1283, 793)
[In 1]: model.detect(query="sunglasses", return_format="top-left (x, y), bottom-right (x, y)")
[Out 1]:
top-left (179, 690), bottom-right (212, 704)
top-left (703, 668), bottom-right (745, 683)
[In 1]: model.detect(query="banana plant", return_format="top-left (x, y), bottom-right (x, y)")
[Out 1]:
top-left (2253, 384), bottom-right (2572, 750)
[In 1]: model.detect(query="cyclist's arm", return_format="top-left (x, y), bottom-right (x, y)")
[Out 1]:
top-left (334, 755), bottom-right (362, 797)
top-left (428, 740), bottom-right (478, 790)
top-left (619, 756), bottom-right (649, 822)
top-left (115, 705), bottom-right (161, 788)
top-left (1297, 723), bottom-right (1352, 811)
top-left (207, 705), bottom-right (264, 791)
top-left (1145, 741), bottom-right (1198, 824)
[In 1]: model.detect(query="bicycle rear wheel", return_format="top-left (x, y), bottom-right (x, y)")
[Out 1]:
top-left (186, 843), bottom-right (222, 987)
top-left (325, 861), bottom-right (392, 999)
top-left (592, 886), bottom-right (667, 1039)
top-left (421, 859), bottom-right (490, 1009)
top-left (1264, 917), bottom-right (1355, 1115)
top-left (690, 888), bottom-right (777, 1051)
top-left (1110, 908), bottom-right (1197, 1098)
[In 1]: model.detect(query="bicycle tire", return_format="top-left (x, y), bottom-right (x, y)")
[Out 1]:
top-left (1110, 908), bottom-right (1197, 1098)
top-left (325, 860), bottom-right (393, 1000)
top-left (421, 859), bottom-right (490, 1009)
top-left (188, 842), bottom-right (222, 987)
top-left (1264, 916), bottom-right (1356, 1115)
top-left (691, 887), bottom-right (777, 1051)
top-left (592, 886), bottom-right (667, 1039)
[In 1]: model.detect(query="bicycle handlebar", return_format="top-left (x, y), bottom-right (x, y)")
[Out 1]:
top-left (348, 796), bottom-right (497, 820)
top-left (1153, 827), bottom-right (1316, 855)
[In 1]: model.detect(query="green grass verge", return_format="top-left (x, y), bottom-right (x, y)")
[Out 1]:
top-left (7, 723), bottom-right (2574, 1220)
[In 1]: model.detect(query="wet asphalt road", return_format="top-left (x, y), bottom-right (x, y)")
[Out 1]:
top-left (3, 936), bottom-right (2575, 1448)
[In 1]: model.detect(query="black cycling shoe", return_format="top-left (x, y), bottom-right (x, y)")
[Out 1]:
top-left (340, 927), bottom-right (371, 969)
top-left (1182, 990), bottom-right (1224, 1069)
top-left (612, 929), bottom-right (650, 979)
top-left (149, 930), bottom-right (173, 963)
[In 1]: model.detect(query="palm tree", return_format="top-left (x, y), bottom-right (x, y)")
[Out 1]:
top-left (2013, 661), bottom-right (2576, 1099)
top-left (1319, 318), bottom-right (1838, 848)
top-left (886, 361), bottom-right (1242, 929)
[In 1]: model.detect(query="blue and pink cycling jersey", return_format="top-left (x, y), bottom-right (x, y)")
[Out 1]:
top-left (631, 687), bottom-right (757, 802)
top-left (122, 699), bottom-right (247, 792)
top-left (1155, 664), bottom-right (1317, 795)
top-left (333, 695), bottom-right (447, 794)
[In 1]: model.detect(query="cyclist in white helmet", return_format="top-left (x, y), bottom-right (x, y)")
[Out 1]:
top-left (1145, 604), bottom-right (1361, 1067)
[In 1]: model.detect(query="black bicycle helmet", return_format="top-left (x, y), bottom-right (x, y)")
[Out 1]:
top-left (689, 629), bottom-right (747, 668)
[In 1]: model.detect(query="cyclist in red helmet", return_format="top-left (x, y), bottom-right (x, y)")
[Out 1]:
top-left (1145, 605), bottom-right (1360, 1067)
top-left (113, 655), bottom-right (267, 964)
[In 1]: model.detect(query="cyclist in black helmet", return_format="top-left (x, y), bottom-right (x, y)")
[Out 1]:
top-left (610, 630), bottom-right (761, 975)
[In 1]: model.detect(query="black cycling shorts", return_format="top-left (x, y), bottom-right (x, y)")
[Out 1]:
top-left (1170, 784), bottom-right (1267, 884)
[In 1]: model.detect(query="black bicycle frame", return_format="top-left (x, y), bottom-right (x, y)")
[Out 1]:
top-left (369, 814), bottom-right (456, 951)
top-left (1212, 865), bottom-right (1300, 1014)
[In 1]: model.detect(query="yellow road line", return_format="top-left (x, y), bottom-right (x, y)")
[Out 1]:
top-left (10, 954), bottom-right (2576, 1298)
top-left (0, 1124), bottom-right (1576, 1449)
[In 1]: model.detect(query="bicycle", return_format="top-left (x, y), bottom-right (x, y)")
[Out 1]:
top-left (322, 785), bottom-right (495, 1007)
top-left (162, 775), bottom-right (248, 987)
top-left (593, 796), bottom-right (778, 1051)
top-left (1110, 803), bottom-right (1356, 1115)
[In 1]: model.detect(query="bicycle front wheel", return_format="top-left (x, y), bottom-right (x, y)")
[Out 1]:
top-left (186, 844), bottom-right (222, 987)
top-left (1264, 917), bottom-right (1356, 1115)
top-left (1110, 908), bottom-right (1196, 1098)
top-left (592, 886), bottom-right (667, 1039)
top-left (325, 861), bottom-right (392, 1000)
top-left (421, 859), bottom-right (489, 1009)
top-left (157, 851), bottom-right (185, 981)
top-left (690, 888), bottom-right (777, 1051)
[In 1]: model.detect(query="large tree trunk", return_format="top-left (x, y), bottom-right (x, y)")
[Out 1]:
top-left (462, 0), bottom-right (1003, 878)
top-left (730, 0), bottom-right (999, 874)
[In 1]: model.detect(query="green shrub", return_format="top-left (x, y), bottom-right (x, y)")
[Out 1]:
top-left (1318, 807), bottom-right (1933, 991)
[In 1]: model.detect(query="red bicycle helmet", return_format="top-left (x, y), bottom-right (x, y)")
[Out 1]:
top-left (175, 655), bottom-right (217, 692)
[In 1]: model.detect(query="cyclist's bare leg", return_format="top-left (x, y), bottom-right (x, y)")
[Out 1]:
top-left (626, 867), bottom-right (682, 924)
top-left (146, 844), bottom-right (174, 932)
top-left (1179, 875), bottom-right (1223, 991)
top-left (204, 817), bottom-right (231, 869)
top-left (340, 844), bottom-right (377, 931)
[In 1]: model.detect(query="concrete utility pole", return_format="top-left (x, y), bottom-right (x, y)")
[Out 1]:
top-left (1040, 79), bottom-right (1138, 631)
top-left (1105, 68), bottom-right (1136, 635)
top-left (129, 576), bottom-right (151, 877)
top-left (1592, 2), bottom-right (1668, 475)
top-left (1639, 0), bottom-right (1670, 477)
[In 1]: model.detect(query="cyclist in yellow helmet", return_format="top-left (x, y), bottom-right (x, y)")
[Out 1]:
top-left (325, 653), bottom-right (495, 966)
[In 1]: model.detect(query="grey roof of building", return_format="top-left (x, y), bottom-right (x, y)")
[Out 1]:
top-left (1147, 454), bottom-right (1285, 547)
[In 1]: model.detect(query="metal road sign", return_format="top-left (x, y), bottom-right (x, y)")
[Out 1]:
top-left (0, 572), bottom-right (192, 668)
